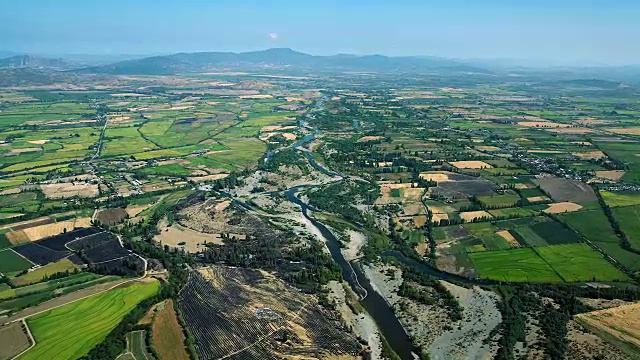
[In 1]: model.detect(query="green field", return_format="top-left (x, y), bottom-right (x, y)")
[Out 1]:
top-left (512, 226), bottom-right (549, 247)
top-left (600, 190), bottom-right (640, 208)
top-left (127, 330), bottom-right (152, 360)
top-left (20, 280), bottom-right (160, 360)
top-left (477, 193), bottom-right (520, 208)
top-left (534, 244), bottom-right (628, 282)
top-left (469, 248), bottom-right (563, 283)
top-left (611, 205), bottom-right (640, 251)
top-left (11, 258), bottom-right (80, 286)
top-left (0, 250), bottom-right (33, 274)
top-left (528, 220), bottom-right (582, 244)
top-left (557, 209), bottom-right (620, 243)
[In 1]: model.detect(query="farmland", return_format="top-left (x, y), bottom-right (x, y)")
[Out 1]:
top-left (19, 280), bottom-right (159, 360)
top-left (178, 266), bottom-right (362, 359)
top-left (2, 47), bottom-right (640, 360)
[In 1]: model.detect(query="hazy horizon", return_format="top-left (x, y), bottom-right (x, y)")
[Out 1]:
top-left (2, 0), bottom-right (640, 66)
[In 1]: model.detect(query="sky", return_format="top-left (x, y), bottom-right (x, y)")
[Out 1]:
top-left (1, 0), bottom-right (640, 65)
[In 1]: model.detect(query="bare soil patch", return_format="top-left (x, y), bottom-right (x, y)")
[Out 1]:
top-left (572, 151), bottom-right (605, 160)
top-left (6, 230), bottom-right (30, 245)
top-left (544, 202), bottom-right (584, 214)
top-left (155, 218), bottom-right (221, 253)
top-left (549, 127), bottom-right (596, 134)
top-left (413, 215), bottom-right (427, 228)
top-left (576, 302), bottom-right (640, 354)
top-left (527, 196), bottom-right (551, 203)
top-left (27, 139), bottom-right (48, 145)
top-left (595, 170), bottom-right (625, 181)
top-left (420, 171), bottom-right (455, 182)
top-left (40, 183), bottom-right (99, 199)
top-left (450, 160), bottom-right (493, 169)
top-left (186, 173), bottom-right (228, 182)
top-left (534, 177), bottom-right (597, 203)
top-left (152, 299), bottom-right (190, 360)
top-left (460, 211), bottom-right (493, 222)
top-left (96, 208), bottom-right (128, 226)
top-left (23, 220), bottom-right (76, 241)
top-left (357, 136), bottom-right (383, 143)
top-left (497, 230), bottom-right (519, 247)
top-left (607, 127), bottom-right (640, 135)
top-left (475, 146), bottom-right (501, 151)
top-left (0, 321), bottom-right (30, 359)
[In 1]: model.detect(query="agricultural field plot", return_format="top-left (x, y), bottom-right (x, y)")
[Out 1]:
top-left (178, 266), bottom-right (362, 360)
top-left (534, 244), bottom-right (628, 282)
top-left (533, 177), bottom-right (597, 203)
top-left (476, 193), bottom-right (521, 208)
top-left (95, 207), bottom-right (128, 225)
top-left (468, 247), bottom-right (563, 283)
top-left (600, 190), bottom-right (640, 208)
top-left (557, 209), bottom-right (620, 244)
top-left (10, 258), bottom-right (80, 286)
top-left (0, 321), bottom-right (31, 359)
top-left (126, 330), bottom-right (153, 360)
top-left (611, 205), bottom-right (640, 251)
top-left (19, 280), bottom-right (160, 360)
top-left (151, 299), bottom-right (190, 360)
top-left (0, 249), bottom-right (34, 274)
top-left (576, 302), bottom-right (640, 357)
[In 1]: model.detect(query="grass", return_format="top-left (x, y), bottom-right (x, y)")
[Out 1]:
top-left (611, 205), bottom-right (640, 251)
top-left (557, 209), bottom-right (620, 243)
top-left (0, 273), bottom-right (100, 300)
top-left (10, 258), bottom-right (80, 286)
top-left (512, 226), bottom-right (549, 247)
top-left (528, 220), bottom-right (582, 245)
top-left (469, 247), bottom-right (563, 283)
top-left (592, 242), bottom-right (640, 271)
top-left (21, 280), bottom-right (160, 360)
top-left (0, 250), bottom-right (33, 274)
top-left (534, 244), bottom-right (629, 282)
top-left (463, 222), bottom-right (513, 250)
top-left (600, 191), bottom-right (640, 208)
top-left (477, 193), bottom-right (520, 208)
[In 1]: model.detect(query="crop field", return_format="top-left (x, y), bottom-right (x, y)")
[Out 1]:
top-left (0, 249), bottom-right (34, 274)
top-left (469, 248), bottom-right (563, 283)
top-left (533, 244), bottom-right (628, 282)
top-left (611, 205), bottom-right (640, 251)
top-left (600, 190), bottom-right (640, 208)
top-left (576, 302), bottom-right (640, 357)
top-left (179, 266), bottom-right (361, 360)
top-left (0, 321), bottom-right (31, 359)
top-left (477, 193), bottom-right (521, 208)
top-left (9, 258), bottom-right (80, 286)
top-left (533, 177), bottom-right (597, 203)
top-left (557, 209), bottom-right (620, 243)
top-left (20, 280), bottom-right (160, 360)
top-left (127, 330), bottom-right (153, 360)
top-left (151, 300), bottom-right (190, 360)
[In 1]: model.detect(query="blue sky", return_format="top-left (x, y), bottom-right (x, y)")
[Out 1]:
top-left (1, 0), bottom-right (639, 65)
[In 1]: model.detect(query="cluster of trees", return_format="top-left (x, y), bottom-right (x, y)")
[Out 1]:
top-left (399, 267), bottom-right (462, 321)
top-left (306, 180), bottom-right (379, 226)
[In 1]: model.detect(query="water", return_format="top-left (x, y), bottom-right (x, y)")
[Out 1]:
top-left (285, 187), bottom-right (416, 360)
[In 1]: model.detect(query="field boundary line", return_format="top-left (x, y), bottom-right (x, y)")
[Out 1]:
top-left (8, 248), bottom-right (37, 267)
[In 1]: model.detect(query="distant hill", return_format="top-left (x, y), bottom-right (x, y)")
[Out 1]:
top-left (560, 79), bottom-right (624, 89)
top-left (76, 48), bottom-right (491, 75)
top-left (0, 55), bottom-right (70, 69)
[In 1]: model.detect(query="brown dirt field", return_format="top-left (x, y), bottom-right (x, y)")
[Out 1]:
top-left (402, 188), bottom-right (425, 201)
top-left (607, 127), bottom-right (640, 135)
top-left (0, 321), bottom-right (30, 359)
top-left (432, 213), bottom-right (449, 224)
top-left (572, 151), bottom-right (605, 159)
top-left (357, 136), bottom-right (383, 142)
top-left (282, 132), bottom-right (297, 140)
top-left (460, 211), bottom-right (493, 222)
top-left (96, 208), bottom-right (128, 226)
top-left (576, 302), bottom-right (640, 352)
top-left (549, 127), bottom-right (596, 134)
top-left (186, 173), bottom-right (229, 182)
top-left (6, 230), bottom-right (30, 245)
top-left (156, 218), bottom-right (222, 253)
top-left (413, 216), bottom-right (427, 228)
top-left (518, 121), bottom-right (571, 128)
top-left (125, 205), bottom-right (152, 217)
top-left (402, 203), bottom-right (425, 216)
top-left (527, 196), bottom-right (551, 203)
top-left (514, 183), bottom-right (533, 189)
top-left (74, 217), bottom-right (92, 228)
top-left (595, 170), bottom-right (625, 181)
top-left (475, 146), bottom-right (501, 151)
top-left (8, 147), bottom-right (41, 154)
top-left (152, 299), bottom-right (190, 360)
top-left (420, 171), bottom-right (455, 182)
top-left (415, 243), bottom-right (428, 256)
top-left (40, 183), bottom-right (99, 199)
top-left (534, 177), bottom-right (597, 203)
top-left (139, 301), bottom-right (165, 325)
top-left (544, 202), bottom-right (583, 214)
top-left (0, 188), bottom-right (21, 195)
top-left (576, 118), bottom-right (612, 125)
top-left (23, 221), bottom-right (76, 241)
top-left (450, 161), bottom-right (493, 169)
top-left (27, 139), bottom-right (48, 145)
top-left (496, 230), bottom-right (519, 247)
